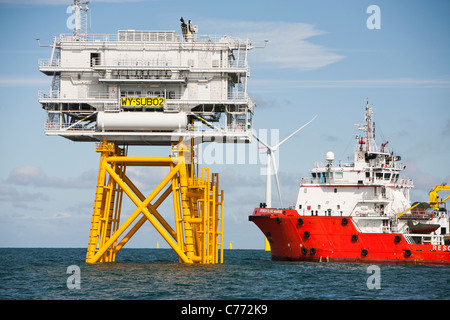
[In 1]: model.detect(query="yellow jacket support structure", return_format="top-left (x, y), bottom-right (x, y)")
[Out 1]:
top-left (86, 140), bottom-right (224, 264)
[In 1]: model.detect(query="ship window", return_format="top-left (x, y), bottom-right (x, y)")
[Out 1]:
top-left (376, 173), bottom-right (383, 179)
top-left (318, 205), bottom-right (321, 210)
top-left (334, 188), bottom-right (337, 193)
top-left (365, 172), bottom-right (370, 178)
top-left (304, 188), bottom-right (307, 193)
top-left (335, 172), bottom-right (343, 179)
top-left (337, 205), bottom-right (340, 210)
top-left (299, 204), bottom-right (302, 209)
top-left (312, 173), bottom-right (316, 178)
top-left (384, 173), bottom-right (391, 180)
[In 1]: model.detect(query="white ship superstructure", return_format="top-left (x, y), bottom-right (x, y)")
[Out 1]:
top-left (296, 103), bottom-right (447, 239)
top-left (38, 15), bottom-right (254, 145)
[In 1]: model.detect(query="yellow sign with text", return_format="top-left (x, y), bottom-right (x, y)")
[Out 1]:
top-left (120, 97), bottom-right (165, 107)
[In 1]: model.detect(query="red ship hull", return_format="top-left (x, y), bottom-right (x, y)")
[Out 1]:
top-left (250, 208), bottom-right (450, 265)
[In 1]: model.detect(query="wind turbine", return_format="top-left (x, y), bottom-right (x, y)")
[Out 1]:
top-left (253, 115), bottom-right (317, 209)
top-left (254, 115), bottom-right (317, 251)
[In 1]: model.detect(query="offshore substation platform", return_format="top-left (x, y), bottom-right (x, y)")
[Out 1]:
top-left (38, 1), bottom-right (256, 263)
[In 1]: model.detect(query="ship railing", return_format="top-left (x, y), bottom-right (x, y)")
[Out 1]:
top-left (394, 179), bottom-right (414, 188)
top-left (352, 145), bottom-right (393, 154)
top-left (313, 161), bottom-right (354, 169)
top-left (398, 211), bottom-right (433, 220)
top-left (404, 234), bottom-right (444, 246)
top-left (300, 177), bottom-right (314, 185)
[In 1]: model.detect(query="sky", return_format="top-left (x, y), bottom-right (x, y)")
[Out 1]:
top-left (0, 0), bottom-right (449, 251)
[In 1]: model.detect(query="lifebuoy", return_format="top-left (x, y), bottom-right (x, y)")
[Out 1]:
top-left (48, 122), bottom-right (54, 129)
top-left (236, 124), bottom-right (242, 130)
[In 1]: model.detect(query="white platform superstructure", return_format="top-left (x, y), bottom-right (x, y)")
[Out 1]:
top-left (38, 10), bottom-right (254, 145)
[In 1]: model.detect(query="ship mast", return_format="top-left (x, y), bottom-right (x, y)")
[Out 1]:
top-left (358, 100), bottom-right (377, 153)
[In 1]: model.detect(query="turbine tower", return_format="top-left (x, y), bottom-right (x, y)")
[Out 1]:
top-left (253, 115), bottom-right (317, 250)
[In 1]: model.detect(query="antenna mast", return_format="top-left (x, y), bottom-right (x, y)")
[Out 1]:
top-left (73, 0), bottom-right (89, 38)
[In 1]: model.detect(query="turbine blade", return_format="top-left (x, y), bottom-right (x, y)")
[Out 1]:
top-left (273, 114), bottom-right (317, 150)
top-left (252, 132), bottom-right (271, 150)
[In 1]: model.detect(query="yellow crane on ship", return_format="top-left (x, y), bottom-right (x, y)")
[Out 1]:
top-left (397, 183), bottom-right (450, 218)
top-left (428, 183), bottom-right (450, 210)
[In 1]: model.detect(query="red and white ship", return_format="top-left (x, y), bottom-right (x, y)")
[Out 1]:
top-left (250, 103), bottom-right (450, 265)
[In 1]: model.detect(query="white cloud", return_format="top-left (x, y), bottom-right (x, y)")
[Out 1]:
top-left (200, 20), bottom-right (345, 71)
top-left (0, 76), bottom-right (49, 87)
top-left (0, 185), bottom-right (50, 202)
top-left (52, 211), bottom-right (71, 219)
top-left (6, 165), bottom-right (97, 189)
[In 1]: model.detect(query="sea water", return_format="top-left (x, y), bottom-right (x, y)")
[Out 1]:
top-left (0, 248), bottom-right (449, 300)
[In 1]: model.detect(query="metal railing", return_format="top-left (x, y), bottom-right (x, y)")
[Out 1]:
top-left (404, 234), bottom-right (444, 245)
top-left (56, 32), bottom-right (250, 46)
top-left (39, 91), bottom-right (117, 100)
top-left (95, 58), bottom-right (248, 70)
top-left (44, 120), bottom-right (251, 133)
top-left (39, 90), bottom-right (250, 102)
top-left (39, 59), bottom-right (60, 67)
